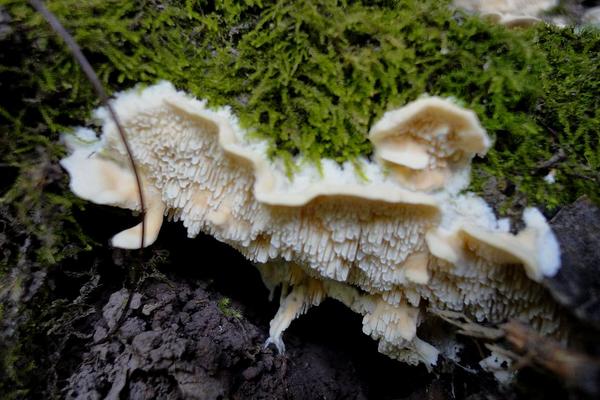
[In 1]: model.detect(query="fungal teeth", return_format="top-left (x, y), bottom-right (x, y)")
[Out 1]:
top-left (61, 82), bottom-right (562, 369)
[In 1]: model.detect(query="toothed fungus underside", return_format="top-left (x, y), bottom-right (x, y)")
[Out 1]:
top-left (454, 0), bottom-right (558, 27)
top-left (61, 82), bottom-right (561, 367)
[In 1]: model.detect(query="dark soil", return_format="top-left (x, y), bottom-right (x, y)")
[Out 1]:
top-left (66, 282), bottom-right (367, 400)
top-left (4, 194), bottom-right (600, 399)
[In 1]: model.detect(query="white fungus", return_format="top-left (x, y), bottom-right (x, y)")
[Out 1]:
top-left (369, 96), bottom-right (490, 192)
top-left (60, 82), bottom-right (562, 367)
top-left (453, 0), bottom-right (558, 27)
top-left (544, 169), bottom-right (556, 184)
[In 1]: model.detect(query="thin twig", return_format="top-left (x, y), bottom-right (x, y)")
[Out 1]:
top-left (29, 0), bottom-right (146, 249)
top-left (501, 321), bottom-right (600, 395)
top-left (433, 309), bottom-right (505, 340)
top-left (535, 148), bottom-right (566, 171)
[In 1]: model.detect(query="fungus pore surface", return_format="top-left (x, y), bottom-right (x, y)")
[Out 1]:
top-left (60, 82), bottom-right (561, 367)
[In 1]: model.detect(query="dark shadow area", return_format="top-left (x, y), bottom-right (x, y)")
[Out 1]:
top-left (0, 165), bottom-right (17, 196)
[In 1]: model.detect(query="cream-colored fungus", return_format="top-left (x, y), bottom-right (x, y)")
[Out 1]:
top-left (60, 82), bottom-right (561, 367)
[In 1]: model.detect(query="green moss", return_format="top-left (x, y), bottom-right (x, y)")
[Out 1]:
top-left (226, 0), bottom-right (546, 167)
top-left (1, 0), bottom-right (598, 215)
top-left (531, 26), bottom-right (600, 207)
top-left (0, 317), bottom-right (37, 399)
top-left (218, 296), bottom-right (243, 319)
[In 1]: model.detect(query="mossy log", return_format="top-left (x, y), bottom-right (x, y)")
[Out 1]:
top-left (0, 1), bottom-right (598, 398)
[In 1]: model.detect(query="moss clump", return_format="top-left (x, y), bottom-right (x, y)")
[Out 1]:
top-left (218, 296), bottom-right (243, 319)
top-left (470, 24), bottom-right (600, 212)
top-left (221, 0), bottom-right (549, 170)
top-left (2, 0), bottom-right (599, 212)
top-left (528, 26), bottom-right (600, 208)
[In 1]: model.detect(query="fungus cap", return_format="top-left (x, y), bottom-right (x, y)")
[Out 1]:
top-left (60, 129), bottom-right (166, 248)
top-left (426, 208), bottom-right (560, 281)
top-left (369, 97), bottom-right (490, 192)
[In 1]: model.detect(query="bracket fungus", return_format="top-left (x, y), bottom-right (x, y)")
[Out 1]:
top-left (61, 82), bottom-right (562, 367)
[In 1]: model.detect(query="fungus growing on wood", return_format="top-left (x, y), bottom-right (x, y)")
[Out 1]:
top-left (61, 82), bottom-right (562, 367)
